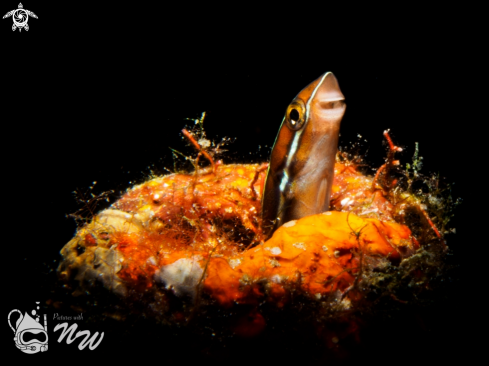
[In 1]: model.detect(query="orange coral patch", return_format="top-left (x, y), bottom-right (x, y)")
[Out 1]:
top-left (200, 211), bottom-right (414, 305)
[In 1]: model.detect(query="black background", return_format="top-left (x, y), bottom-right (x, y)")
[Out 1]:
top-left (3, 2), bottom-right (480, 365)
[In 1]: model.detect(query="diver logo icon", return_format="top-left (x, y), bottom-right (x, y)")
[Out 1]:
top-left (8, 302), bottom-right (48, 354)
top-left (3, 3), bottom-right (38, 31)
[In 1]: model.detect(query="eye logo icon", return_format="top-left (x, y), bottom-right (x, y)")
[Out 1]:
top-left (3, 3), bottom-right (37, 32)
top-left (8, 302), bottom-right (48, 354)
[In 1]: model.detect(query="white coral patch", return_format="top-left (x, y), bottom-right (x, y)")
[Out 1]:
top-left (76, 245), bottom-right (127, 296)
top-left (269, 258), bottom-right (280, 267)
top-left (340, 296), bottom-right (352, 310)
top-left (269, 247), bottom-right (282, 255)
top-left (198, 138), bottom-right (211, 148)
top-left (292, 242), bottom-right (306, 250)
top-left (282, 220), bottom-right (297, 227)
top-left (229, 258), bottom-right (242, 269)
top-left (270, 275), bottom-right (282, 283)
top-left (155, 256), bottom-right (204, 300)
top-left (95, 209), bottom-right (143, 234)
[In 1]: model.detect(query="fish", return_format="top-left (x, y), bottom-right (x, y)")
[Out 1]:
top-left (261, 72), bottom-right (346, 239)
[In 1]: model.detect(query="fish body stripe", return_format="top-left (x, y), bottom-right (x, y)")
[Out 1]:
top-left (261, 72), bottom-right (346, 239)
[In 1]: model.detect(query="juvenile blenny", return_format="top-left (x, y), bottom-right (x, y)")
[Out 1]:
top-left (261, 72), bottom-right (346, 239)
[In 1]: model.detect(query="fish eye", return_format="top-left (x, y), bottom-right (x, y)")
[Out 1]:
top-left (286, 101), bottom-right (306, 131)
top-left (289, 109), bottom-right (300, 125)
